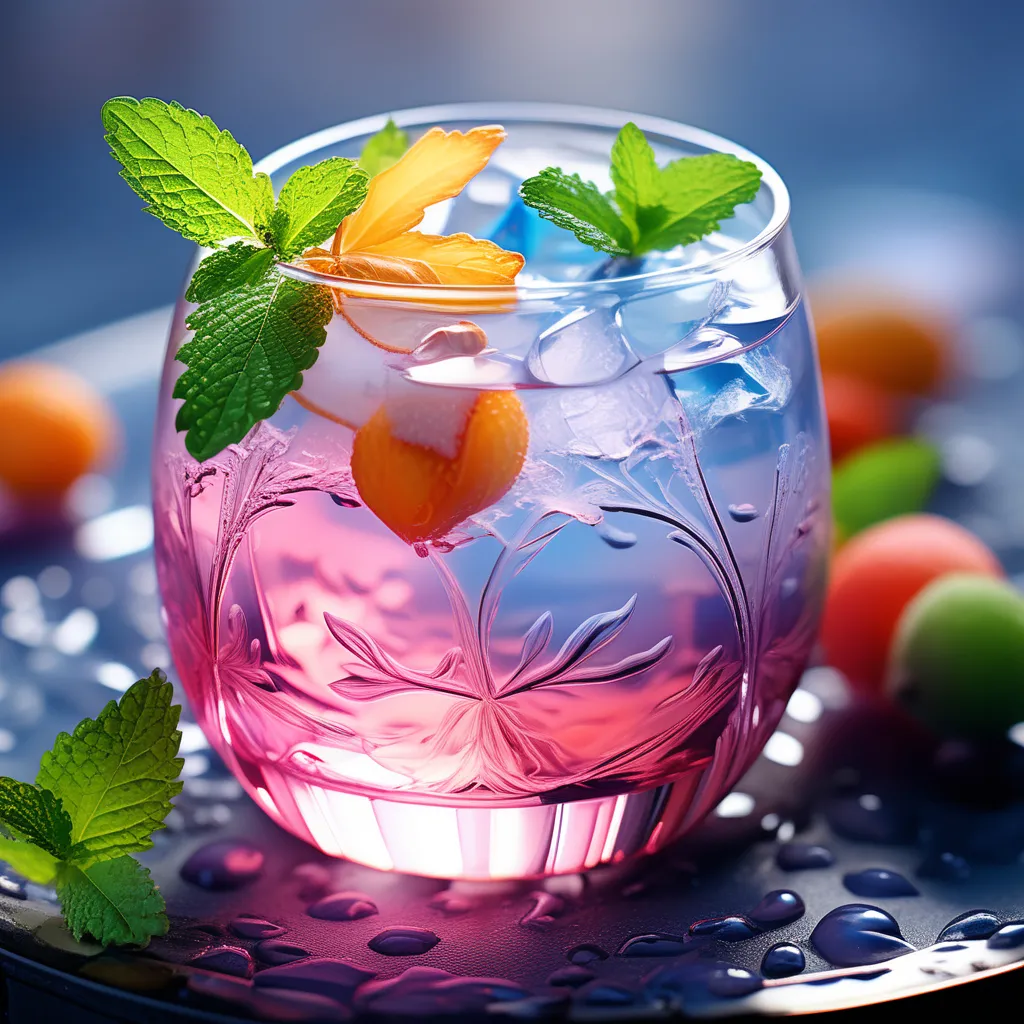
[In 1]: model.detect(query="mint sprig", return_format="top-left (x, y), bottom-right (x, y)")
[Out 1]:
top-left (0, 672), bottom-right (183, 947)
top-left (102, 97), bottom-right (275, 247)
top-left (518, 121), bottom-right (762, 258)
top-left (104, 96), bottom-right (380, 461)
top-left (359, 116), bottom-right (409, 177)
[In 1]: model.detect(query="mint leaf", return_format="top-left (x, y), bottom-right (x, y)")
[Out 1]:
top-left (0, 836), bottom-right (60, 884)
top-left (185, 243), bottom-right (276, 303)
top-left (519, 125), bottom-right (762, 258)
top-left (270, 158), bottom-right (368, 257)
top-left (57, 857), bottom-right (167, 947)
top-left (36, 671), bottom-right (183, 864)
top-left (176, 269), bottom-right (333, 460)
top-left (102, 96), bottom-right (274, 246)
top-left (518, 168), bottom-right (631, 256)
top-left (0, 778), bottom-right (72, 859)
top-left (359, 117), bottom-right (409, 177)
top-left (610, 122), bottom-right (664, 243)
top-left (639, 153), bottom-right (761, 253)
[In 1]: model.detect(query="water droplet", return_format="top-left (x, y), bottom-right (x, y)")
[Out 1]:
top-left (254, 956), bottom-right (376, 1003)
top-left (229, 914), bottom-right (285, 940)
top-left (567, 944), bottom-right (608, 965)
top-left (843, 869), bottom-right (920, 898)
top-left (255, 940), bottom-right (311, 966)
top-left (354, 967), bottom-right (527, 1015)
top-left (307, 891), bottom-right (379, 921)
top-left (617, 934), bottom-right (694, 957)
top-left (825, 795), bottom-right (914, 844)
top-left (937, 911), bottom-right (1000, 942)
top-left (690, 916), bottom-right (757, 942)
top-left (706, 966), bottom-right (762, 998)
top-left (776, 842), bottom-right (834, 871)
top-left (189, 974), bottom-right (347, 1020)
top-left (595, 522), bottom-right (637, 549)
top-left (330, 493), bottom-right (360, 508)
top-left (761, 943), bottom-right (805, 978)
top-left (987, 922), bottom-right (1024, 950)
top-left (918, 851), bottom-right (971, 883)
top-left (547, 966), bottom-right (594, 988)
top-left (520, 891), bottom-right (566, 929)
top-left (189, 945), bottom-right (253, 979)
top-left (810, 904), bottom-right (915, 966)
top-left (180, 841), bottom-right (264, 890)
top-left (428, 889), bottom-right (476, 915)
top-left (728, 503), bottom-right (759, 522)
top-left (750, 890), bottom-right (805, 927)
top-left (574, 981), bottom-right (638, 1007)
top-left (367, 927), bottom-right (440, 956)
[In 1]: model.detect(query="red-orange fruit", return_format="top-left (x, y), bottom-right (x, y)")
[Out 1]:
top-left (822, 372), bottom-right (902, 462)
top-left (812, 290), bottom-right (951, 396)
top-left (0, 362), bottom-right (116, 498)
top-left (821, 513), bottom-right (1003, 691)
top-left (351, 390), bottom-right (528, 544)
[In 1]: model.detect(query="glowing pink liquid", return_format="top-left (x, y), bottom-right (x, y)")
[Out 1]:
top-left (154, 300), bottom-right (827, 879)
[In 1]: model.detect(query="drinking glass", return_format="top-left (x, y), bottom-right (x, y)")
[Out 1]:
top-left (153, 104), bottom-right (829, 880)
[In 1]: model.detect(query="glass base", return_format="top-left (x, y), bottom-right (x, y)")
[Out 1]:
top-left (247, 760), bottom-right (704, 879)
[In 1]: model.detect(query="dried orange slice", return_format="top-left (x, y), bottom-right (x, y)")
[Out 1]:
top-left (351, 390), bottom-right (528, 544)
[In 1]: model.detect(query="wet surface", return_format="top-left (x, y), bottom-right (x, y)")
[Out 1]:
top-left (3, 317), bottom-right (1024, 1019)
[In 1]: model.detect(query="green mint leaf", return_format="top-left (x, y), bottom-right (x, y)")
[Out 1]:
top-left (57, 857), bottom-right (167, 947)
top-left (36, 671), bottom-right (183, 864)
top-left (102, 96), bottom-right (274, 246)
top-left (609, 122), bottom-right (664, 243)
top-left (0, 778), bottom-right (72, 859)
top-left (270, 157), bottom-right (368, 258)
top-left (185, 243), bottom-right (276, 303)
top-left (176, 268), bottom-right (333, 461)
top-left (638, 153), bottom-right (762, 253)
top-left (518, 168), bottom-right (632, 256)
top-left (359, 117), bottom-right (409, 177)
top-left (0, 836), bottom-right (61, 885)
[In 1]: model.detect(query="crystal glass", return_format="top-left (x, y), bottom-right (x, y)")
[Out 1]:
top-left (153, 104), bottom-right (829, 880)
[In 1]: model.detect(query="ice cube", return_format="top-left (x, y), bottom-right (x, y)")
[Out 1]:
top-left (682, 347), bottom-right (793, 431)
top-left (527, 306), bottom-right (639, 386)
top-left (532, 368), bottom-right (675, 461)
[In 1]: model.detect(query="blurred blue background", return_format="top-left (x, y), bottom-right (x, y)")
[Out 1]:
top-left (2, 0), bottom-right (1022, 355)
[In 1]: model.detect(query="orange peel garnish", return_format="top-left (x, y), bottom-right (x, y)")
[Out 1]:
top-left (351, 390), bottom-right (529, 544)
top-left (299, 124), bottom-right (524, 349)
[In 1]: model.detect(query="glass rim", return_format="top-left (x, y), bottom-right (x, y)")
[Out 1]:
top-left (262, 102), bottom-right (792, 303)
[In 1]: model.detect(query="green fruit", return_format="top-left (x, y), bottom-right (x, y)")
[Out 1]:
top-left (832, 437), bottom-right (941, 540)
top-left (888, 574), bottom-right (1024, 737)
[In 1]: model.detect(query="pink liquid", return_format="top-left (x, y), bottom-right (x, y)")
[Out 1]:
top-left (153, 302), bottom-right (828, 879)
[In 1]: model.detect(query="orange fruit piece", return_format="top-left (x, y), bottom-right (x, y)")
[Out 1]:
top-left (821, 513), bottom-right (1003, 691)
top-left (0, 361), bottom-right (116, 498)
top-left (812, 288), bottom-right (951, 396)
top-left (822, 372), bottom-right (902, 462)
top-left (351, 390), bottom-right (528, 544)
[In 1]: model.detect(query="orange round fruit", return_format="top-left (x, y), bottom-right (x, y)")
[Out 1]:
top-left (0, 362), bottom-right (116, 498)
top-left (351, 390), bottom-right (528, 544)
top-left (821, 513), bottom-right (1003, 691)
top-left (813, 290), bottom-right (951, 396)
top-left (822, 372), bottom-right (902, 462)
